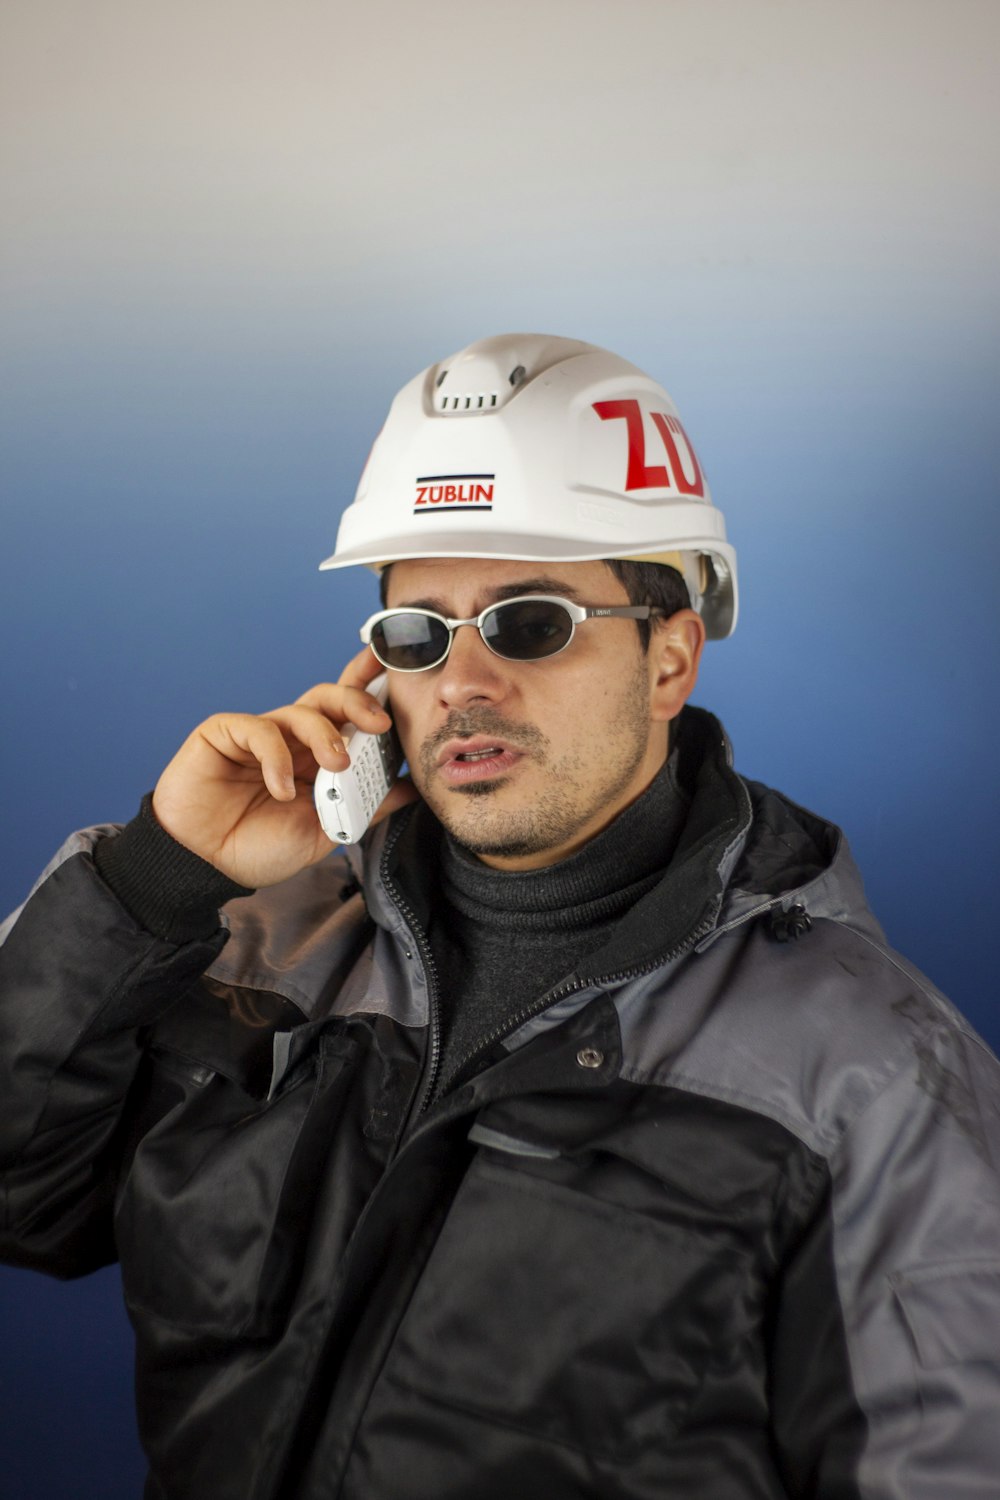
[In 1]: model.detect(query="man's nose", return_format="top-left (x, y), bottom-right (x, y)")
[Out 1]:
top-left (435, 623), bottom-right (512, 708)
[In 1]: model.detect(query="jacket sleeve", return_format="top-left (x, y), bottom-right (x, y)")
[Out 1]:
top-left (770, 998), bottom-right (1000, 1499)
top-left (0, 830), bottom-right (230, 1277)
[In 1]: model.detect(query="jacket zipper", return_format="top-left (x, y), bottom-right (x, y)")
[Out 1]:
top-left (429, 897), bottom-right (721, 1104)
top-left (378, 816), bottom-right (446, 1121)
top-left (372, 731), bottom-right (757, 1117)
top-left (378, 804), bottom-right (740, 1115)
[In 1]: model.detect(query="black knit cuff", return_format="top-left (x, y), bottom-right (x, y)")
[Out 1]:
top-left (93, 793), bottom-right (255, 944)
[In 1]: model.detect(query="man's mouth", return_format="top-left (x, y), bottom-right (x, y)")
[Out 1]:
top-left (436, 737), bottom-right (523, 784)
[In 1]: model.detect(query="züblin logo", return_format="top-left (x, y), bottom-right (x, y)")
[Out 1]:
top-left (413, 474), bottom-right (494, 512)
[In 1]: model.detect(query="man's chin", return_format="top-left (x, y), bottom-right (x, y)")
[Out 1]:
top-left (418, 775), bottom-right (508, 821)
top-left (429, 789), bottom-right (570, 863)
top-left (424, 780), bottom-right (511, 846)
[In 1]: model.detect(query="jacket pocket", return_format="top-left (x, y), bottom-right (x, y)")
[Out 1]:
top-left (891, 1261), bottom-right (1000, 1368)
top-left (114, 1036), bottom-right (351, 1339)
top-left (377, 1147), bottom-right (762, 1461)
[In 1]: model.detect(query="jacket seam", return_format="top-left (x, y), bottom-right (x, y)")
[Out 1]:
top-left (837, 926), bottom-right (974, 1036)
top-left (618, 1010), bottom-right (945, 1162)
top-left (471, 1155), bottom-right (738, 1248)
top-left (201, 966), bottom-right (320, 1012)
top-left (616, 1064), bottom-right (831, 1154)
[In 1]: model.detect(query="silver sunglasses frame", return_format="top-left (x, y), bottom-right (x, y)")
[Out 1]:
top-left (359, 594), bottom-right (665, 673)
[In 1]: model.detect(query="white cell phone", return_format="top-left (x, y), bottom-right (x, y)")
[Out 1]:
top-left (313, 672), bottom-right (403, 844)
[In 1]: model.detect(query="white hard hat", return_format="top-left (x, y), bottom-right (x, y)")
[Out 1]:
top-left (320, 333), bottom-right (738, 638)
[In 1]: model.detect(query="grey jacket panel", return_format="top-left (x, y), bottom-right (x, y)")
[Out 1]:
top-left (839, 1023), bottom-right (1000, 1498)
top-left (203, 819), bottom-right (432, 1030)
top-left (612, 853), bottom-right (1000, 1499)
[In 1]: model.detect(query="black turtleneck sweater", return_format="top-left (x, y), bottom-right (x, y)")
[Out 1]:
top-left (428, 754), bottom-right (691, 1094)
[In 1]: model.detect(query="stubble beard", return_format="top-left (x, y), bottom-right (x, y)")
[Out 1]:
top-left (414, 661), bottom-right (654, 861)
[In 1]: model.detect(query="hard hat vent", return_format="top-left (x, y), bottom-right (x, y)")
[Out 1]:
top-left (438, 390), bottom-right (500, 413)
top-left (429, 334), bottom-right (588, 418)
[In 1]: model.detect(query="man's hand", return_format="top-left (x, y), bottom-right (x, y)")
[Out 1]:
top-left (151, 649), bottom-right (418, 888)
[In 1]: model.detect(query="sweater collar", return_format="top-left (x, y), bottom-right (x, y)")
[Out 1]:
top-left (371, 706), bottom-right (754, 976)
top-left (438, 752), bottom-right (691, 932)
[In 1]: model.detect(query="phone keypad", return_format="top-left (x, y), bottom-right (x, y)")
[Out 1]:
top-left (353, 736), bottom-right (388, 820)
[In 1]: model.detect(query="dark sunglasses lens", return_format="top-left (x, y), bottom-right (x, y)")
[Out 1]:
top-left (371, 614), bottom-right (450, 670)
top-left (483, 600), bottom-right (573, 660)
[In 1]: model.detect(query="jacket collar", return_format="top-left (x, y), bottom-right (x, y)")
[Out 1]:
top-left (355, 704), bottom-right (878, 969)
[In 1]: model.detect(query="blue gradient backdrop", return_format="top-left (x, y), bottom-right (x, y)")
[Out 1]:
top-left (2, 2), bottom-right (998, 1494)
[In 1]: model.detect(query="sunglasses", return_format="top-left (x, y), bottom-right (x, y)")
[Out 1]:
top-left (360, 594), bottom-right (666, 673)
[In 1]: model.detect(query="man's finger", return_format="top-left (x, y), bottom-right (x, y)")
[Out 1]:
top-left (200, 715), bottom-right (298, 801)
top-left (263, 702), bottom-right (352, 773)
top-left (296, 655), bottom-right (392, 727)
top-left (336, 643), bottom-right (386, 692)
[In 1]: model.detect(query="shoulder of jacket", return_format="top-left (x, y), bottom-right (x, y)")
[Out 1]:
top-left (615, 904), bottom-right (996, 1160)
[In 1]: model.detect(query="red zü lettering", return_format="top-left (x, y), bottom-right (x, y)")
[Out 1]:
top-left (593, 399), bottom-right (704, 497)
top-left (593, 399), bottom-right (669, 489)
top-left (650, 412), bottom-right (704, 497)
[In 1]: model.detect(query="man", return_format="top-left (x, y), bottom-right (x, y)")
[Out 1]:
top-left (2, 334), bottom-right (998, 1499)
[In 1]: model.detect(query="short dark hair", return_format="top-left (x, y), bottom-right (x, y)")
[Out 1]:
top-left (604, 559), bottom-right (690, 650)
top-left (378, 558), bottom-right (690, 651)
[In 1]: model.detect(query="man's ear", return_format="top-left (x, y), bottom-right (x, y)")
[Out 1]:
top-left (648, 609), bottom-right (705, 723)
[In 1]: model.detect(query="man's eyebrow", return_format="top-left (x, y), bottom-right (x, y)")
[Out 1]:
top-left (489, 577), bottom-right (588, 603)
top-left (394, 577), bottom-right (589, 613)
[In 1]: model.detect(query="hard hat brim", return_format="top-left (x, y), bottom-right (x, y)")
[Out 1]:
top-left (319, 534), bottom-right (737, 639)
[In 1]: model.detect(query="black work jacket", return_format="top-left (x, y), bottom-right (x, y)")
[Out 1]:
top-left (2, 708), bottom-right (999, 1499)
